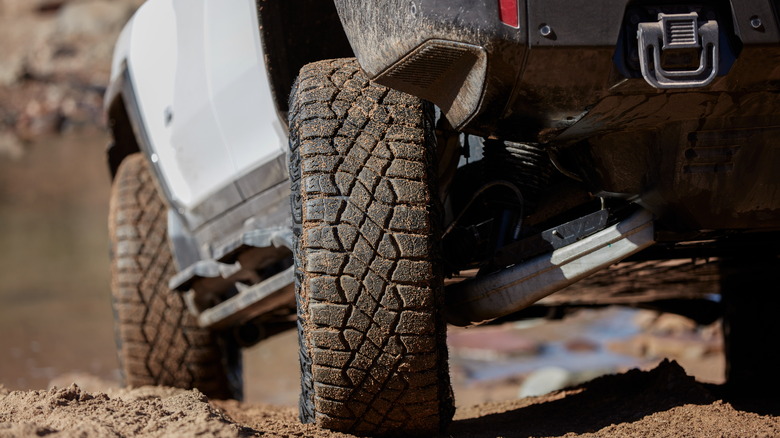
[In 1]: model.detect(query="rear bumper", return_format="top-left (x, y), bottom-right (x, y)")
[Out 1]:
top-left (336, 1), bottom-right (780, 232)
top-left (335, 0), bottom-right (780, 142)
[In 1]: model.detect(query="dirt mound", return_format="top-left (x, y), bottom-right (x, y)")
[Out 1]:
top-left (2, 361), bottom-right (778, 437)
top-left (451, 359), bottom-right (779, 437)
top-left (0, 384), bottom-right (249, 437)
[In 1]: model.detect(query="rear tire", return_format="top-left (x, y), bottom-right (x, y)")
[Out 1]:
top-left (721, 244), bottom-right (780, 398)
top-left (109, 153), bottom-right (242, 399)
top-left (289, 58), bottom-right (454, 435)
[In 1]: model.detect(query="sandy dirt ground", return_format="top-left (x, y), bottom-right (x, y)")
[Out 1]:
top-left (2, 360), bottom-right (779, 437)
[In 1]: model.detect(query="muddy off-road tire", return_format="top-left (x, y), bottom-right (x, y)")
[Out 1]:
top-left (109, 153), bottom-right (242, 400)
top-left (720, 247), bottom-right (780, 397)
top-left (289, 58), bottom-right (454, 436)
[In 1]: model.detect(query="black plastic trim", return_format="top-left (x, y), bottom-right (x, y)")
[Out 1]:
top-left (255, 0), bottom-right (354, 127)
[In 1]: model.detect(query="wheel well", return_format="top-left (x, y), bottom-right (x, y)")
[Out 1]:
top-left (105, 94), bottom-right (140, 180)
top-left (256, 0), bottom-right (353, 126)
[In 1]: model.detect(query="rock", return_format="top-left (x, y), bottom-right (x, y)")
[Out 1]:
top-left (644, 333), bottom-right (719, 360)
top-left (21, 0), bottom-right (142, 84)
top-left (518, 367), bottom-right (573, 397)
top-left (633, 311), bottom-right (699, 335)
top-left (0, 15), bottom-right (54, 86)
top-left (0, 0), bottom-right (68, 15)
top-left (55, 0), bottom-right (135, 37)
top-left (14, 95), bottom-right (66, 139)
top-left (608, 331), bottom-right (722, 361)
top-left (0, 0), bottom-right (143, 137)
top-left (564, 337), bottom-right (600, 352)
top-left (448, 324), bottom-right (542, 360)
top-left (633, 309), bottom-right (661, 330)
top-left (0, 130), bottom-right (24, 160)
top-left (36, 0), bottom-right (67, 14)
top-left (0, 0), bottom-right (39, 15)
top-left (699, 319), bottom-right (722, 341)
top-left (518, 366), bottom-right (619, 398)
top-left (0, 56), bottom-right (24, 87)
top-left (650, 313), bottom-right (698, 335)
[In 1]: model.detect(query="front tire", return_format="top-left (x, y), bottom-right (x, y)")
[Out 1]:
top-left (108, 153), bottom-right (242, 399)
top-left (289, 58), bottom-right (454, 435)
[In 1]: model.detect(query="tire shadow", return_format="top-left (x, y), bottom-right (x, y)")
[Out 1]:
top-left (446, 359), bottom-right (716, 437)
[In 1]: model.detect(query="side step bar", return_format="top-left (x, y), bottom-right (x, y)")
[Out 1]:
top-left (170, 210), bottom-right (653, 330)
top-left (444, 208), bottom-right (655, 326)
top-left (197, 266), bottom-right (294, 329)
top-left (168, 227), bottom-right (296, 329)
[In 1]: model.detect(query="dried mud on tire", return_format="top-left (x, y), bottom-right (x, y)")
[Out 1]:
top-left (108, 154), bottom-right (241, 400)
top-left (2, 360), bottom-right (779, 437)
top-left (288, 58), bottom-right (453, 435)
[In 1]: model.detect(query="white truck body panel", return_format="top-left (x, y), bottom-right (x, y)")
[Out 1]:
top-left (110, 0), bottom-right (286, 209)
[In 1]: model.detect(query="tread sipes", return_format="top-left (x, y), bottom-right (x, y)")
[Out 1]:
top-left (108, 153), bottom-right (241, 400)
top-left (289, 58), bottom-right (454, 436)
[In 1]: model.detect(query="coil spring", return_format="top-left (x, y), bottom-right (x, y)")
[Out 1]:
top-left (482, 139), bottom-right (552, 211)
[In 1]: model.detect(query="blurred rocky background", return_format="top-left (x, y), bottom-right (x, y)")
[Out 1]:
top-left (0, 0), bottom-right (143, 392)
top-left (0, 0), bottom-right (143, 155)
